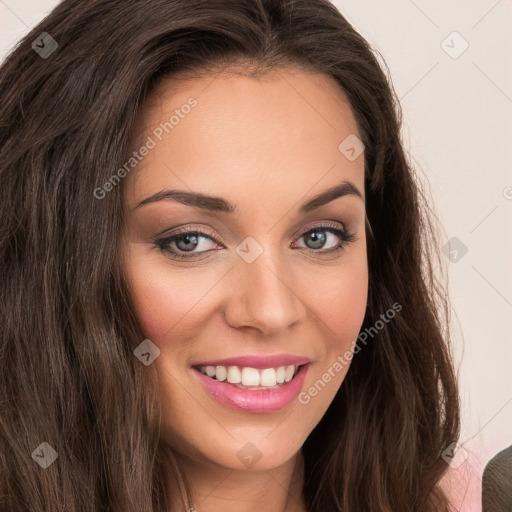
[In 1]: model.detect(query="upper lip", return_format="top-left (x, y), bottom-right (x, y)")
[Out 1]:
top-left (191, 354), bottom-right (311, 369)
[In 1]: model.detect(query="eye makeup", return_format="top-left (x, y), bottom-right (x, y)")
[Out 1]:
top-left (152, 221), bottom-right (357, 261)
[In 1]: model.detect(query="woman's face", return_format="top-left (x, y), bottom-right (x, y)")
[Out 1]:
top-left (119, 67), bottom-right (368, 472)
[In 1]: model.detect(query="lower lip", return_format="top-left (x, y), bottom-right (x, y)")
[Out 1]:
top-left (192, 364), bottom-right (310, 413)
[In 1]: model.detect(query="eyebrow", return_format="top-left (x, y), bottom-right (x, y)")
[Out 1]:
top-left (133, 180), bottom-right (363, 213)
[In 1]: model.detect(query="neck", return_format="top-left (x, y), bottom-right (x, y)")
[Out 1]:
top-left (167, 449), bottom-right (306, 512)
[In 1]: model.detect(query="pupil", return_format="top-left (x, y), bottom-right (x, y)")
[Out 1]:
top-left (177, 233), bottom-right (198, 252)
top-left (307, 230), bottom-right (326, 249)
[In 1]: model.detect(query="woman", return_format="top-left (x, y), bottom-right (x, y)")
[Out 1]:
top-left (0, 1), bottom-right (460, 511)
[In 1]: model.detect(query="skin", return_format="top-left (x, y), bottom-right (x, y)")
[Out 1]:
top-left (119, 66), bottom-right (368, 512)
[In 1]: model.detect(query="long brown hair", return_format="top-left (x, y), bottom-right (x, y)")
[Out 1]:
top-left (0, 1), bottom-right (459, 510)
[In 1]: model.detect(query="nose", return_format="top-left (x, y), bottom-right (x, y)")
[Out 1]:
top-left (223, 246), bottom-right (307, 336)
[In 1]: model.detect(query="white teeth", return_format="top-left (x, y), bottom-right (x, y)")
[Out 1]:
top-left (215, 365), bottom-right (227, 381)
top-left (260, 368), bottom-right (277, 387)
top-left (241, 367), bottom-right (260, 386)
top-left (197, 364), bottom-right (301, 388)
top-left (284, 365), bottom-right (295, 382)
top-left (227, 366), bottom-right (242, 384)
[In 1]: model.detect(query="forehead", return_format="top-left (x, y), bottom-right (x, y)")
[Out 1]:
top-left (123, 67), bottom-right (364, 212)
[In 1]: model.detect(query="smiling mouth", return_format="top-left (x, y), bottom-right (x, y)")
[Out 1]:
top-left (193, 364), bottom-right (303, 390)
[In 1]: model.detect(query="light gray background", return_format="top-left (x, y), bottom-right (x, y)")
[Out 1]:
top-left (1, 1), bottom-right (511, 509)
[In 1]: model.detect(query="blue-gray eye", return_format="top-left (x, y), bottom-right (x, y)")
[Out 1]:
top-left (154, 223), bottom-right (356, 260)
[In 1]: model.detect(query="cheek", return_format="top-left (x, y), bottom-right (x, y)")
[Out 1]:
top-left (298, 259), bottom-right (367, 408)
top-left (129, 279), bottom-right (179, 341)
top-left (314, 256), bottom-right (368, 347)
top-left (122, 253), bottom-right (211, 343)
top-left (123, 241), bottom-right (368, 350)
top-left (328, 276), bottom-right (367, 339)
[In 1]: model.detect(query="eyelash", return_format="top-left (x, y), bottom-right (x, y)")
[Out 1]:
top-left (153, 222), bottom-right (356, 261)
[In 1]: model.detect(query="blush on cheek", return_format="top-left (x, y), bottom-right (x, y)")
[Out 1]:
top-left (128, 278), bottom-right (187, 343)
top-left (321, 275), bottom-right (367, 341)
top-left (127, 266), bottom-right (216, 349)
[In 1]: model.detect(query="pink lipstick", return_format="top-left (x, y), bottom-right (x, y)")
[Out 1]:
top-left (190, 354), bottom-right (311, 413)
